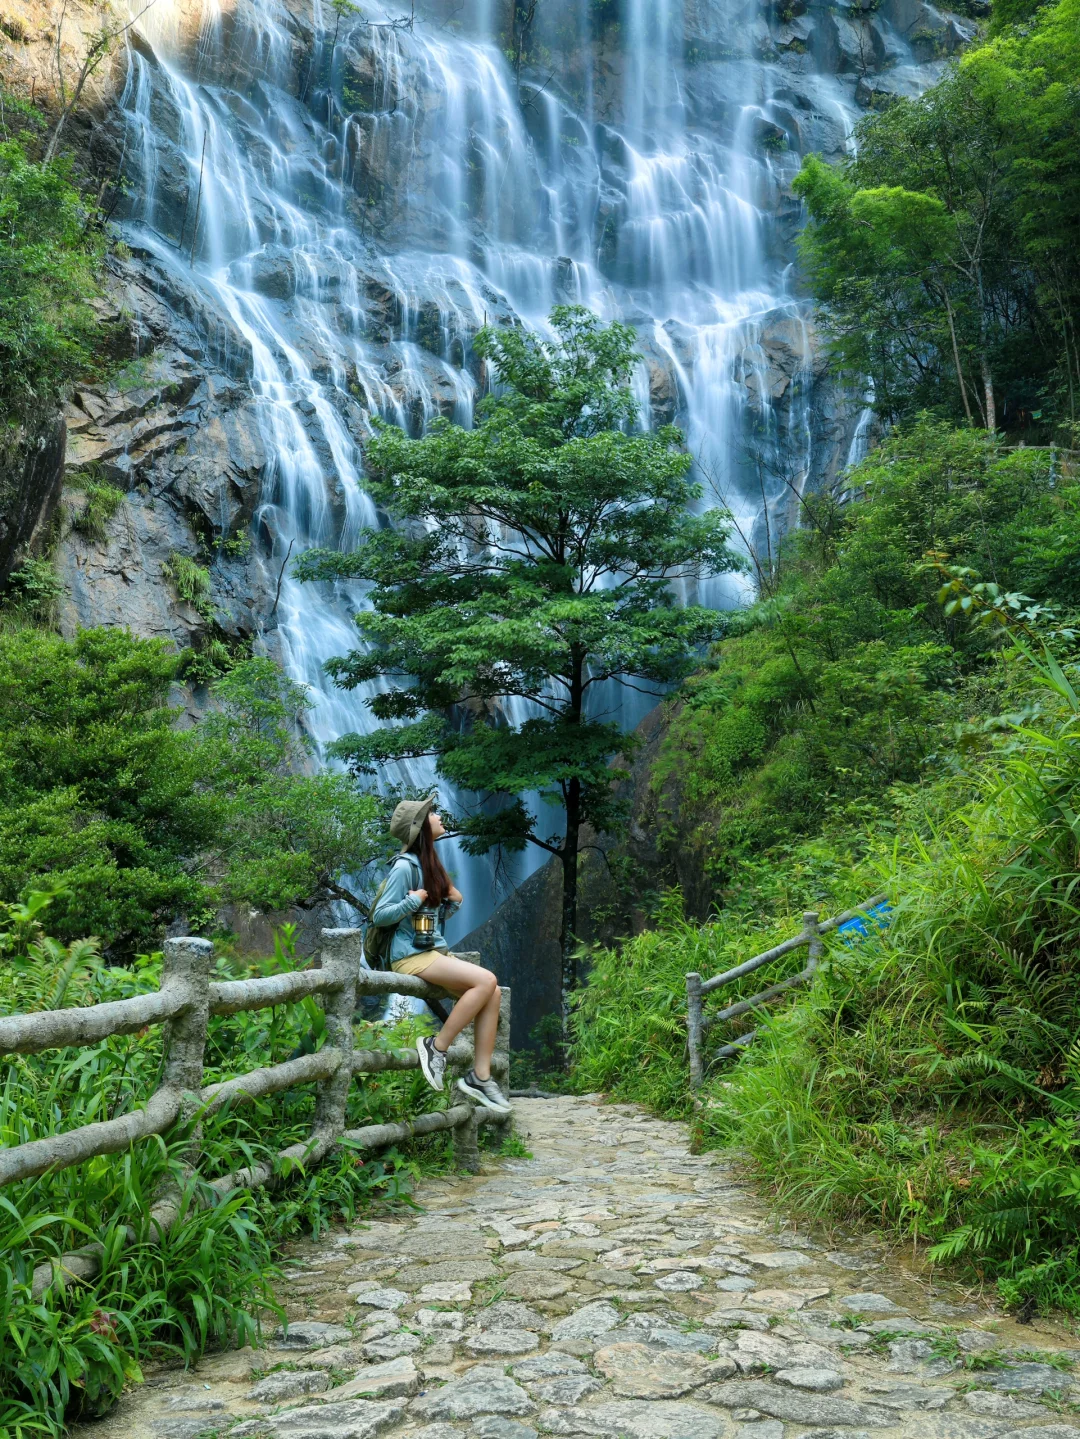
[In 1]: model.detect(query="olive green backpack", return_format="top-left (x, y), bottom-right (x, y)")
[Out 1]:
top-left (363, 856), bottom-right (416, 971)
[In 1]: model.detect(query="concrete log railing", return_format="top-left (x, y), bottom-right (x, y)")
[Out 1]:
top-left (0, 929), bottom-right (511, 1296)
top-left (686, 895), bottom-right (888, 1088)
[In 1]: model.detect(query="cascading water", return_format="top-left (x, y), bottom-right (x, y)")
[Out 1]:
top-left (110, 0), bottom-right (899, 936)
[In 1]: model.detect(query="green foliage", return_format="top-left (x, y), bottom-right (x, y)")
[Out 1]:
top-left (0, 558), bottom-right (64, 626)
top-left (0, 137), bottom-right (103, 430)
top-left (0, 627), bottom-right (212, 951)
top-left (649, 419), bottom-right (1077, 899)
top-left (0, 636), bottom-right (390, 949)
top-left (298, 305), bottom-right (740, 962)
top-left (70, 476), bottom-right (125, 543)
top-left (162, 552), bottom-right (214, 619)
top-left (794, 0), bottom-right (1080, 431)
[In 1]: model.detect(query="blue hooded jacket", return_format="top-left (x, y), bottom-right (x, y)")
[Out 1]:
top-left (370, 852), bottom-right (461, 965)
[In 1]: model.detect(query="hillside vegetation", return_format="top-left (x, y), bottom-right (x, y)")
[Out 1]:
top-left (572, 0), bottom-right (1080, 1319)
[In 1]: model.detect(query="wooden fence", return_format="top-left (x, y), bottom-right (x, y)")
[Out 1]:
top-left (0, 929), bottom-right (510, 1298)
top-left (685, 895), bottom-right (887, 1087)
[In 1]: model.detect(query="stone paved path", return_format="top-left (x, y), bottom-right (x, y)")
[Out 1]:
top-left (91, 1096), bottom-right (1080, 1439)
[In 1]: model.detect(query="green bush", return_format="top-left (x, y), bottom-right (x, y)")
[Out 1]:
top-left (649, 420), bottom-right (1077, 903)
top-left (0, 634), bottom-right (389, 951)
top-left (0, 137), bottom-right (103, 431)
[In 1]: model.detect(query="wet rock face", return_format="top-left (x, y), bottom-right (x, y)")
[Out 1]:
top-left (54, 258), bottom-right (274, 653)
top-left (0, 415), bottom-right (66, 592)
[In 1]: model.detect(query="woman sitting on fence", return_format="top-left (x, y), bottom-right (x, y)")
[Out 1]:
top-left (371, 793), bottom-right (511, 1115)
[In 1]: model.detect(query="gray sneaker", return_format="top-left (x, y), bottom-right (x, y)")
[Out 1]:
top-left (457, 1069), bottom-right (512, 1114)
top-left (417, 1035), bottom-right (447, 1092)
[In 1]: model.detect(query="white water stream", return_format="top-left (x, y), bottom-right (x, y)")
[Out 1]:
top-left (115, 0), bottom-right (873, 934)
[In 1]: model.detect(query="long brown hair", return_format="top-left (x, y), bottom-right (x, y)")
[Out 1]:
top-left (409, 815), bottom-right (451, 904)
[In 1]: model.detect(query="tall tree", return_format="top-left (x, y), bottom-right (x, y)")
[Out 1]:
top-left (794, 0), bottom-right (1080, 433)
top-left (295, 306), bottom-right (740, 1006)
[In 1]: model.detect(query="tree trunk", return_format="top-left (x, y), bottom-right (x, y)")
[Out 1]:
top-left (559, 643), bottom-right (585, 1033)
top-left (980, 350), bottom-right (996, 433)
top-left (559, 779), bottom-right (581, 1029)
top-left (941, 284), bottom-right (975, 427)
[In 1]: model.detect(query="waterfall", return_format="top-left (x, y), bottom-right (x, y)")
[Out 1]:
top-left (112, 0), bottom-right (875, 933)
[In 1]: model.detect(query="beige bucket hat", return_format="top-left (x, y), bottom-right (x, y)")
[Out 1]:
top-left (389, 792), bottom-right (438, 851)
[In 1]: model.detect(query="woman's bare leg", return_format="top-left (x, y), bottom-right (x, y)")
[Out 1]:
top-left (420, 954), bottom-right (501, 1080)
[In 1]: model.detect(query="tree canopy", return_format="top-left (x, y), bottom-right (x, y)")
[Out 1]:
top-left (794, 0), bottom-right (1080, 433)
top-left (0, 633), bottom-right (388, 951)
top-left (296, 306), bottom-right (742, 994)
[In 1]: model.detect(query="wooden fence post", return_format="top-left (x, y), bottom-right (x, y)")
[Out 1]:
top-left (492, 984), bottom-right (512, 1144)
top-left (686, 971), bottom-right (704, 1090)
top-left (314, 929), bottom-right (359, 1141)
top-left (160, 937), bottom-right (213, 1142)
top-left (452, 1105), bottom-right (481, 1173)
top-left (803, 911), bottom-right (822, 974)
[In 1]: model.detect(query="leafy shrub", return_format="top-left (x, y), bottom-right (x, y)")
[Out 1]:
top-left (70, 478), bottom-right (125, 542)
top-left (0, 634), bottom-right (389, 949)
top-left (0, 137), bottom-right (103, 430)
top-left (162, 552), bottom-right (214, 618)
top-left (0, 558), bottom-right (64, 625)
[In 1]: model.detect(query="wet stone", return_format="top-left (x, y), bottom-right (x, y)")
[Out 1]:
top-left (511, 1353), bottom-right (588, 1382)
top-left (528, 1375), bottom-right (603, 1404)
top-left (990, 1362), bottom-right (1074, 1393)
top-left (863, 1383), bottom-right (950, 1410)
top-left (260, 1398), bottom-right (405, 1439)
top-left (152, 1422), bottom-right (231, 1439)
top-left (539, 1400), bottom-right (728, 1438)
top-left (840, 1292), bottom-right (904, 1314)
top-left (502, 1270), bottom-right (574, 1300)
top-left (361, 1315), bottom-right (401, 1341)
top-left (594, 1342), bottom-right (718, 1398)
top-left (273, 1321), bottom-right (353, 1349)
top-left (748, 1251), bottom-right (814, 1271)
top-left (654, 1270), bottom-right (704, 1291)
top-left (418, 1282), bottom-right (473, 1304)
top-left (476, 1302), bottom-right (546, 1331)
top-left (711, 1380), bottom-right (895, 1427)
top-left (469, 1419), bottom-right (539, 1439)
top-left (362, 1333), bottom-right (422, 1361)
top-left (499, 1253), bottom-right (582, 1273)
top-left (412, 1371), bottom-right (535, 1422)
top-left (246, 1371), bottom-right (332, 1403)
top-left (418, 1308), bottom-right (466, 1332)
top-left (398, 1261), bottom-right (499, 1289)
top-left (463, 1329), bottom-right (541, 1356)
top-left (331, 1357), bottom-right (419, 1400)
top-left (549, 1301), bottom-right (621, 1341)
top-left (774, 1367), bottom-right (844, 1391)
top-left (964, 1390), bottom-right (1046, 1419)
top-left (353, 1286), bottom-right (409, 1311)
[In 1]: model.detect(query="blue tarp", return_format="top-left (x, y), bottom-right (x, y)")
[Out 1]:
top-left (836, 900), bottom-right (892, 945)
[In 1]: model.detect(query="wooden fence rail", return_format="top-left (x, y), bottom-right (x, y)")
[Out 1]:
top-left (685, 895), bottom-right (887, 1087)
top-left (0, 929), bottom-right (510, 1298)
